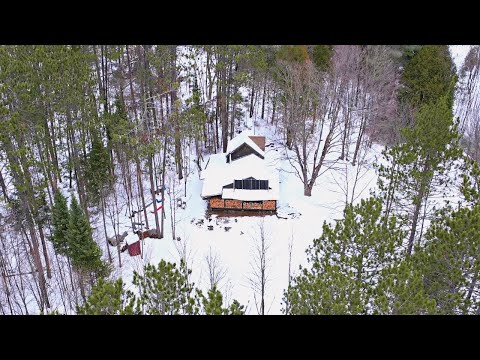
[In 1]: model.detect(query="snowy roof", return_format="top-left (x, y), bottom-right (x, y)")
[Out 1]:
top-left (200, 153), bottom-right (229, 197)
top-left (226, 130), bottom-right (265, 157)
top-left (201, 132), bottom-right (279, 201)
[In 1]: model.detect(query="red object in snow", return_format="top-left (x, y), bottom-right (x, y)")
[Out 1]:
top-left (127, 241), bottom-right (141, 257)
top-left (150, 205), bottom-right (163, 214)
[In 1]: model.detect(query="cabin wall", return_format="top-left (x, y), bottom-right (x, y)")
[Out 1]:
top-left (262, 200), bottom-right (276, 210)
top-left (209, 197), bottom-right (225, 209)
top-left (225, 199), bottom-right (242, 209)
top-left (229, 143), bottom-right (264, 162)
top-left (209, 198), bottom-right (276, 212)
top-left (243, 201), bottom-right (263, 210)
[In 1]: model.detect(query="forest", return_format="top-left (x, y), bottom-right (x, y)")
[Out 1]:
top-left (1, 45), bottom-right (480, 315)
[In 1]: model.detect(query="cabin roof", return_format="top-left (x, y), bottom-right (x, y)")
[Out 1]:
top-left (226, 130), bottom-right (265, 157)
top-left (248, 135), bottom-right (266, 152)
top-left (200, 132), bottom-right (279, 201)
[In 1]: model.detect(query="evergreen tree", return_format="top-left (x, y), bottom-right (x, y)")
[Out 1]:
top-left (51, 190), bottom-right (70, 256)
top-left (377, 96), bottom-right (462, 255)
top-left (132, 260), bottom-right (245, 315)
top-left (133, 260), bottom-right (199, 315)
top-left (385, 45), bottom-right (422, 67)
top-left (277, 45), bottom-right (309, 63)
top-left (419, 203), bottom-right (480, 314)
top-left (400, 45), bottom-right (456, 109)
top-left (73, 258), bottom-right (248, 315)
top-left (76, 278), bottom-right (136, 315)
top-left (374, 256), bottom-right (436, 314)
top-left (283, 197), bottom-right (405, 314)
top-left (311, 45), bottom-right (333, 72)
top-left (199, 286), bottom-right (245, 315)
top-left (106, 97), bottom-right (136, 154)
top-left (67, 196), bottom-right (107, 277)
top-left (84, 132), bottom-right (111, 205)
top-left (460, 157), bottom-right (480, 207)
top-left (182, 74), bottom-right (208, 141)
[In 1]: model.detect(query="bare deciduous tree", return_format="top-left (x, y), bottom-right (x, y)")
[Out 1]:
top-left (205, 246), bottom-right (227, 291)
top-left (246, 219), bottom-right (271, 315)
top-left (277, 56), bottom-right (345, 196)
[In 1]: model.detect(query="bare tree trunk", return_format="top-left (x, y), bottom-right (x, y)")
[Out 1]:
top-left (169, 46), bottom-right (183, 181)
top-left (37, 225), bottom-right (51, 279)
top-left (271, 87), bottom-right (277, 125)
top-left (248, 220), bottom-right (270, 315)
top-left (261, 80), bottom-right (267, 122)
top-left (466, 268), bottom-right (479, 306)
top-left (215, 82), bottom-right (220, 152)
top-left (0, 170), bottom-right (9, 203)
top-left (101, 195), bottom-right (113, 263)
top-left (0, 248), bottom-right (14, 314)
top-left (205, 247), bottom-right (227, 290)
top-left (112, 189), bottom-right (123, 268)
top-left (220, 53), bottom-right (229, 153)
top-left (249, 74), bottom-right (255, 118)
top-left (77, 270), bottom-right (86, 302)
top-left (407, 188), bottom-right (425, 256)
top-left (136, 159), bottom-right (150, 230)
top-left (285, 229), bottom-right (294, 314)
top-left (148, 154), bottom-right (161, 233)
top-left (93, 45), bottom-right (105, 110)
top-left (26, 216), bottom-right (50, 310)
top-left (206, 47), bottom-right (213, 101)
top-left (160, 135), bottom-right (168, 239)
top-left (352, 112), bottom-right (367, 166)
top-left (66, 257), bottom-right (77, 307)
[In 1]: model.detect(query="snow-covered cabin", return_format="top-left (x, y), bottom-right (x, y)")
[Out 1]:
top-left (200, 130), bottom-right (279, 212)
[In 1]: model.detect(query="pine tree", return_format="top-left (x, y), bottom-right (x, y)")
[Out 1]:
top-left (133, 260), bottom-right (199, 315)
top-left (199, 286), bottom-right (245, 315)
top-left (460, 157), bottom-right (480, 207)
top-left (400, 45), bottom-right (456, 109)
top-left (374, 256), bottom-right (436, 314)
top-left (377, 96), bottom-right (462, 255)
top-left (419, 203), bottom-right (480, 314)
top-left (182, 74), bottom-right (208, 141)
top-left (132, 260), bottom-right (245, 315)
top-left (51, 190), bottom-right (70, 256)
top-left (84, 132), bottom-right (112, 205)
top-left (76, 278), bottom-right (136, 315)
top-left (283, 197), bottom-right (406, 314)
top-left (277, 45), bottom-right (309, 63)
top-left (311, 45), bottom-right (333, 72)
top-left (67, 196), bottom-right (107, 277)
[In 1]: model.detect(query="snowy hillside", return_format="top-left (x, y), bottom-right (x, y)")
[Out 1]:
top-left (85, 45), bottom-right (474, 315)
top-left (0, 45), bottom-right (475, 315)
top-left (98, 118), bottom-right (381, 314)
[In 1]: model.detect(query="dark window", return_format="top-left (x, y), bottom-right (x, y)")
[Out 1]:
top-left (243, 179), bottom-right (252, 190)
top-left (234, 179), bottom-right (269, 190)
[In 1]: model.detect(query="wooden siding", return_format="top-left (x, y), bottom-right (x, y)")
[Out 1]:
top-left (209, 197), bottom-right (225, 209)
top-left (262, 200), bottom-right (276, 210)
top-left (243, 201), bottom-right (263, 210)
top-left (225, 199), bottom-right (242, 209)
top-left (209, 198), bottom-right (276, 212)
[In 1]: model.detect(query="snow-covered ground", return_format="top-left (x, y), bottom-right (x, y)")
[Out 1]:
top-left (99, 114), bottom-right (382, 315)
top-left (1, 45), bottom-right (472, 315)
top-left (87, 45), bottom-right (473, 315)
top-left (450, 45), bottom-right (472, 72)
